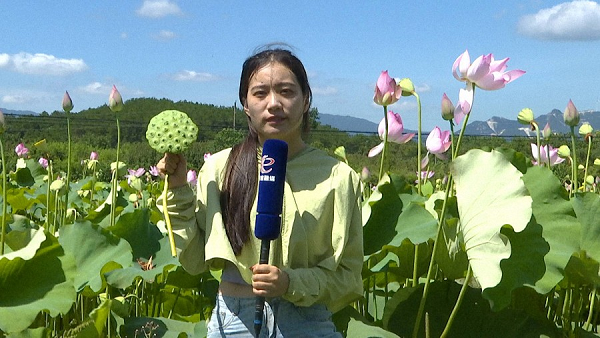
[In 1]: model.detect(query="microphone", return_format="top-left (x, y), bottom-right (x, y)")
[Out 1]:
top-left (254, 139), bottom-right (288, 336)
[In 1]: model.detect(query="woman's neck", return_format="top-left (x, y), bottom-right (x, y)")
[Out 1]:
top-left (259, 137), bottom-right (306, 159)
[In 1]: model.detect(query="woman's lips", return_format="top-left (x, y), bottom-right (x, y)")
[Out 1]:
top-left (265, 115), bottom-right (285, 123)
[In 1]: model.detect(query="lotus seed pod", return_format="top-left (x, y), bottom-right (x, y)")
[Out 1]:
top-left (146, 110), bottom-right (198, 153)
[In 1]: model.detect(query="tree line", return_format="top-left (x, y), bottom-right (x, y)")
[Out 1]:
top-left (2, 97), bottom-right (598, 184)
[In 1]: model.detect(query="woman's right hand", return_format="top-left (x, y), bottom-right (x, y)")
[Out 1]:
top-left (156, 153), bottom-right (188, 189)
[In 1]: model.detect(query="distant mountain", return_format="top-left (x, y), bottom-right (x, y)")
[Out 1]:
top-left (0, 107), bottom-right (38, 116)
top-left (463, 109), bottom-right (600, 136)
top-left (318, 113), bottom-right (378, 133)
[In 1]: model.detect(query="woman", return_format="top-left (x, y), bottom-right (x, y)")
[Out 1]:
top-left (157, 47), bottom-right (363, 337)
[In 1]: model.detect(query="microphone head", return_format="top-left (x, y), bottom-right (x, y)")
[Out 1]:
top-left (255, 139), bottom-right (288, 240)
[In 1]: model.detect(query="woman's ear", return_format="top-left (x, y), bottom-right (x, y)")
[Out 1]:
top-left (242, 100), bottom-right (250, 117)
top-left (303, 96), bottom-right (310, 113)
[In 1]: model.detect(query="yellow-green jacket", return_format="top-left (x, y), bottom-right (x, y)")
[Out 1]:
top-left (160, 146), bottom-right (363, 313)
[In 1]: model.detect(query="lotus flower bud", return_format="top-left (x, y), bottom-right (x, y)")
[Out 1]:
top-left (334, 146), bottom-right (348, 163)
top-left (129, 193), bottom-right (139, 203)
top-left (578, 123), bottom-right (593, 137)
top-left (62, 91), bottom-right (73, 113)
top-left (108, 85), bottom-right (124, 112)
top-left (542, 123), bottom-right (552, 139)
top-left (50, 179), bottom-right (65, 192)
top-left (399, 78), bottom-right (415, 97)
top-left (585, 175), bottom-right (595, 185)
top-left (38, 157), bottom-right (49, 169)
top-left (563, 100), bottom-right (580, 127)
top-left (146, 110), bottom-right (198, 153)
top-left (557, 145), bottom-right (571, 158)
top-left (578, 164), bottom-right (585, 170)
top-left (187, 169), bottom-right (198, 186)
top-left (441, 93), bottom-right (454, 121)
top-left (360, 167), bottom-right (371, 181)
top-left (90, 151), bottom-right (99, 161)
top-left (517, 108), bottom-right (534, 125)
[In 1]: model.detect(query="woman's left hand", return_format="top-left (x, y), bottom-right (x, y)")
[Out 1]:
top-left (250, 264), bottom-right (289, 298)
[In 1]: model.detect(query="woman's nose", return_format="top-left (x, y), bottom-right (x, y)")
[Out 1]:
top-left (267, 92), bottom-right (282, 110)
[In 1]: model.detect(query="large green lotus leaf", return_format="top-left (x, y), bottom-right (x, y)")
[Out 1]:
top-left (107, 207), bottom-right (162, 260)
top-left (345, 318), bottom-right (401, 338)
top-left (564, 252), bottom-right (600, 286)
top-left (572, 192), bottom-right (600, 262)
top-left (483, 219), bottom-right (549, 310)
top-left (105, 236), bottom-right (179, 289)
top-left (362, 173), bottom-right (436, 255)
top-left (6, 187), bottom-right (36, 212)
top-left (522, 166), bottom-right (581, 293)
top-left (0, 229), bottom-right (76, 333)
top-left (381, 281), bottom-right (559, 338)
top-left (58, 221), bottom-right (133, 294)
top-left (6, 327), bottom-right (51, 338)
top-left (119, 316), bottom-right (201, 338)
top-left (451, 149), bottom-right (532, 291)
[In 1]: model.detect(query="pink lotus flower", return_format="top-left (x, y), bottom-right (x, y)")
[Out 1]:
top-left (126, 168), bottom-right (146, 184)
top-left (38, 157), bottom-right (49, 169)
top-left (108, 85), bottom-right (124, 112)
top-left (373, 71), bottom-right (402, 106)
top-left (15, 143), bottom-right (29, 157)
top-left (416, 171), bottom-right (435, 183)
top-left (149, 165), bottom-right (160, 177)
top-left (368, 111), bottom-right (415, 157)
top-left (187, 169), bottom-right (198, 186)
top-left (90, 151), bottom-right (99, 161)
top-left (531, 144), bottom-right (565, 166)
top-left (426, 127), bottom-right (451, 159)
top-left (452, 50), bottom-right (525, 91)
top-left (452, 50), bottom-right (525, 124)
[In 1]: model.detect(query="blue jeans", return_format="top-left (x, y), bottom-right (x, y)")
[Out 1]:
top-left (206, 294), bottom-right (342, 337)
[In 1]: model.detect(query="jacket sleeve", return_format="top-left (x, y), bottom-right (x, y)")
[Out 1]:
top-left (281, 170), bottom-right (364, 313)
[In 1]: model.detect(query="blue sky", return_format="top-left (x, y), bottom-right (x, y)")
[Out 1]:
top-left (1, 1), bottom-right (600, 132)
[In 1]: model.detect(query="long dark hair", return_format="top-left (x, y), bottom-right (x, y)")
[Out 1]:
top-left (220, 47), bottom-right (312, 255)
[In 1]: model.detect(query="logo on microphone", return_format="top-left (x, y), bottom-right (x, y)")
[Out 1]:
top-left (260, 155), bottom-right (276, 182)
top-left (260, 155), bottom-right (275, 174)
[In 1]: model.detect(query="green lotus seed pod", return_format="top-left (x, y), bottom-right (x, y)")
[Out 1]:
top-left (146, 109), bottom-right (198, 153)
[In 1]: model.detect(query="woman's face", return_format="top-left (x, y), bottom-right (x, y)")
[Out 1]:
top-left (244, 62), bottom-right (308, 146)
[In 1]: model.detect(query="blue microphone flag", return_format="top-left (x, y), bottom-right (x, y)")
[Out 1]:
top-left (255, 139), bottom-right (288, 240)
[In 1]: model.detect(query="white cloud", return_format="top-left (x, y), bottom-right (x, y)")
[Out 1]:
top-left (153, 30), bottom-right (176, 41)
top-left (136, 0), bottom-right (182, 18)
top-left (312, 86), bottom-right (338, 96)
top-left (0, 53), bottom-right (9, 67)
top-left (1, 90), bottom-right (50, 105)
top-left (0, 52), bottom-right (87, 76)
top-left (120, 32), bottom-right (128, 39)
top-left (81, 82), bottom-right (111, 94)
top-left (172, 70), bottom-right (218, 82)
top-left (518, 0), bottom-right (600, 40)
top-left (2, 94), bottom-right (29, 104)
top-left (415, 83), bottom-right (431, 93)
